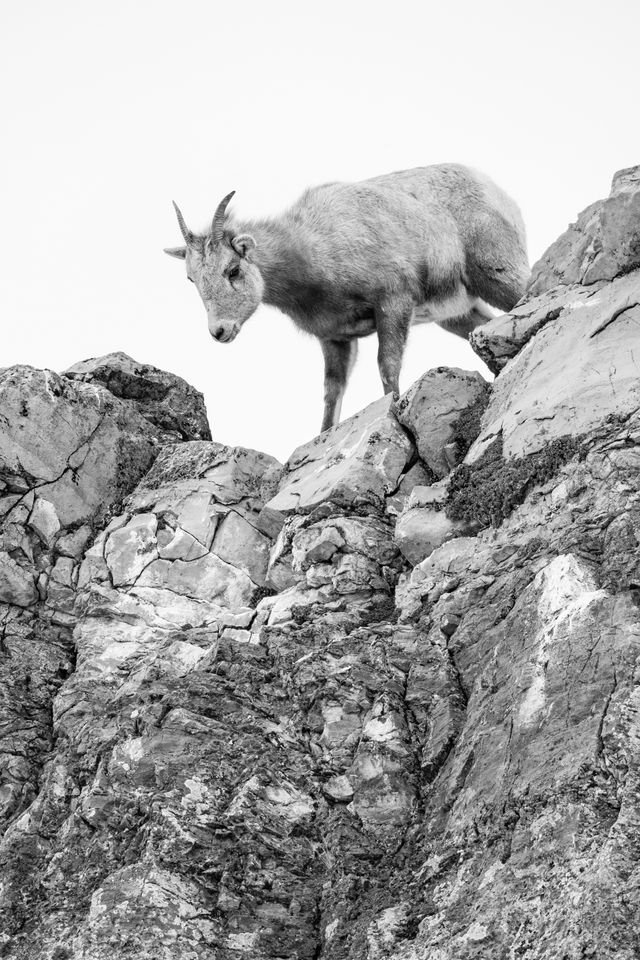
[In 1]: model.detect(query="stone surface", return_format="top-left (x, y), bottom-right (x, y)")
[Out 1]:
top-left (0, 366), bottom-right (158, 527)
top-left (394, 482), bottom-right (465, 565)
top-left (76, 441), bottom-right (282, 628)
top-left (261, 394), bottom-right (414, 526)
top-left (63, 351), bottom-right (211, 442)
top-left (530, 164), bottom-right (640, 294)
top-left (0, 361), bottom-right (185, 872)
top-left (471, 164), bottom-right (640, 372)
top-left (469, 283), bottom-right (598, 374)
top-left (3, 169), bottom-right (640, 959)
top-left (389, 429), bottom-right (640, 957)
top-left (469, 268), bottom-right (640, 461)
top-left (394, 367), bottom-right (490, 477)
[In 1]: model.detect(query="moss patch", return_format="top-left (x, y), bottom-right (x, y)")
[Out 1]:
top-left (446, 433), bottom-right (586, 529)
top-left (251, 584), bottom-right (276, 607)
top-left (449, 385), bottom-right (491, 458)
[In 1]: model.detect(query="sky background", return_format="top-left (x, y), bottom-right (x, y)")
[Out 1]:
top-left (1, 0), bottom-right (638, 463)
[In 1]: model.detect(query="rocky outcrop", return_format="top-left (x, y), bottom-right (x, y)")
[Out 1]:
top-left (471, 165), bottom-right (640, 374)
top-left (63, 351), bottom-right (211, 443)
top-left (393, 367), bottom-right (489, 479)
top-left (0, 361), bottom-right (163, 835)
top-left (1, 168), bottom-right (640, 959)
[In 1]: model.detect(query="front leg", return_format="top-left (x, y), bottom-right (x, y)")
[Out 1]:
top-left (375, 299), bottom-right (413, 396)
top-left (320, 338), bottom-right (358, 432)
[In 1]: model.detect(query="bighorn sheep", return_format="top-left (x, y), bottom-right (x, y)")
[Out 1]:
top-left (164, 164), bottom-right (529, 432)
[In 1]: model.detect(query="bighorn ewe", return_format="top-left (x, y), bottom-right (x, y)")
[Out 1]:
top-left (165, 164), bottom-right (529, 431)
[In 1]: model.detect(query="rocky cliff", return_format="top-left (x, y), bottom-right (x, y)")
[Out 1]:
top-left (1, 168), bottom-right (640, 959)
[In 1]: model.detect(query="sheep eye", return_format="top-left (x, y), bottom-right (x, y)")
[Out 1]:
top-left (228, 266), bottom-right (240, 282)
top-left (188, 277), bottom-right (194, 283)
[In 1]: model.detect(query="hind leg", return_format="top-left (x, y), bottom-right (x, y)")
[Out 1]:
top-left (436, 299), bottom-right (495, 340)
top-left (465, 216), bottom-right (530, 311)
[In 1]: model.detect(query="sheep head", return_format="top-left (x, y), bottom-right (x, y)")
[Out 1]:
top-left (164, 192), bottom-right (263, 343)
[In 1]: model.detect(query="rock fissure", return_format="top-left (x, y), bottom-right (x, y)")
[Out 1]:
top-left (590, 301), bottom-right (640, 338)
top-left (596, 667), bottom-right (619, 760)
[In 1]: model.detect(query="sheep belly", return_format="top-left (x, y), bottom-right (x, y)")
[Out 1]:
top-left (412, 284), bottom-right (480, 324)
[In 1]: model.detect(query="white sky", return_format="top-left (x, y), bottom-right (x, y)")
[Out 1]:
top-left (1, 0), bottom-right (638, 463)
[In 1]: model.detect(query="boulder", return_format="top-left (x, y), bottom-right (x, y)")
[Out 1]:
top-left (0, 365), bottom-right (158, 527)
top-left (394, 481), bottom-right (466, 565)
top-left (471, 164), bottom-right (640, 372)
top-left (530, 165), bottom-right (640, 294)
top-left (470, 284), bottom-right (591, 375)
top-left (469, 268), bottom-right (640, 461)
top-left (77, 441), bottom-right (281, 635)
top-left (63, 351), bottom-right (211, 441)
top-left (394, 366), bottom-right (490, 477)
top-left (260, 394), bottom-right (414, 528)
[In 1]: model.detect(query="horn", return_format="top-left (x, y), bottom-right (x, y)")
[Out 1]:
top-left (211, 190), bottom-right (236, 244)
top-left (172, 201), bottom-right (192, 243)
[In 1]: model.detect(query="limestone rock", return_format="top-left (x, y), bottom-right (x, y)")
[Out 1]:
top-left (76, 441), bottom-right (281, 638)
top-left (0, 550), bottom-right (37, 606)
top-left (471, 164), bottom-right (640, 372)
top-left (264, 517), bottom-right (303, 592)
top-left (63, 350), bottom-right (211, 441)
top-left (394, 481), bottom-right (466, 566)
top-left (0, 360), bottom-right (190, 851)
top-left (261, 394), bottom-right (414, 526)
top-left (394, 367), bottom-right (490, 477)
top-left (385, 461), bottom-right (435, 517)
top-left (27, 497), bottom-right (61, 547)
top-left (0, 365), bottom-right (159, 527)
top-left (469, 269), bottom-right (640, 461)
top-left (104, 512), bottom-right (158, 586)
top-left (530, 164), bottom-right (640, 294)
top-left (470, 284), bottom-right (593, 375)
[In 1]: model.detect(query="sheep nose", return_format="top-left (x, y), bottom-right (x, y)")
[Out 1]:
top-left (212, 327), bottom-right (226, 341)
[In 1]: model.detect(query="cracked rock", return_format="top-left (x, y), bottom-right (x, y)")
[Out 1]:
top-left (0, 359), bottom-right (198, 858)
top-left (63, 351), bottom-right (211, 442)
top-left (260, 394), bottom-right (414, 526)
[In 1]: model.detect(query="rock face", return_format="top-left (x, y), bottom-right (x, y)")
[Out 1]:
top-left (261, 394), bottom-right (415, 527)
top-left (63, 351), bottom-right (211, 442)
top-left (471, 165), bottom-right (640, 374)
top-left (2, 168), bottom-right (640, 959)
top-left (393, 367), bottom-right (490, 478)
top-left (0, 363), bottom-right (163, 840)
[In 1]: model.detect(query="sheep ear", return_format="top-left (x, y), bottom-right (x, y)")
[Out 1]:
top-left (231, 234), bottom-right (256, 258)
top-left (164, 246), bottom-right (187, 259)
